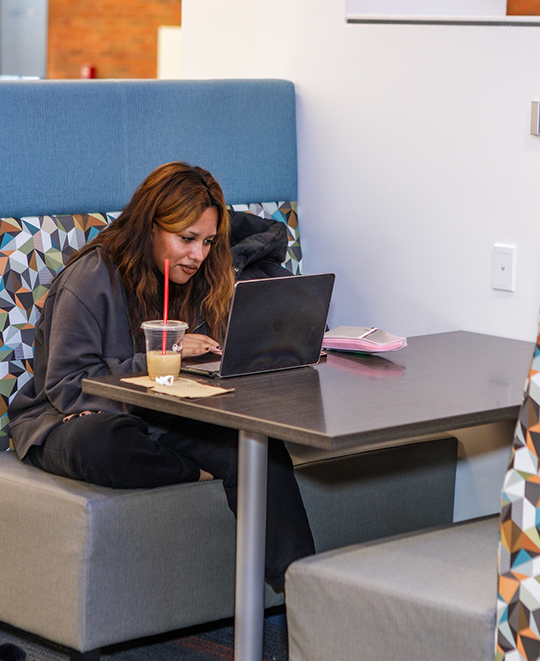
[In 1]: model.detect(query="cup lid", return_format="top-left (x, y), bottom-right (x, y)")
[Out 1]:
top-left (140, 320), bottom-right (189, 331)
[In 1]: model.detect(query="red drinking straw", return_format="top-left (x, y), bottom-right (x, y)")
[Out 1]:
top-left (162, 259), bottom-right (169, 355)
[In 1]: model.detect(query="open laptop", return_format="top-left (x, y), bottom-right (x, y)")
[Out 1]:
top-left (182, 272), bottom-right (335, 378)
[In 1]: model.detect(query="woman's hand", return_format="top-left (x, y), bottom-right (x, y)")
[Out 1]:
top-left (182, 333), bottom-right (223, 357)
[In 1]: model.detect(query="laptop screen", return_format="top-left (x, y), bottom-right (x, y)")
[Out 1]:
top-left (218, 273), bottom-right (335, 377)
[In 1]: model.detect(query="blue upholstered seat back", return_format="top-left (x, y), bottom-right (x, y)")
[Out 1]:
top-left (0, 79), bottom-right (297, 218)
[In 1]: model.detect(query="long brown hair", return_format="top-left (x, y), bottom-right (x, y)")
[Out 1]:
top-left (76, 162), bottom-right (234, 341)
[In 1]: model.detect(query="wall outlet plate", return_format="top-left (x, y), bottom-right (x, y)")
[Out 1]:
top-left (492, 244), bottom-right (516, 292)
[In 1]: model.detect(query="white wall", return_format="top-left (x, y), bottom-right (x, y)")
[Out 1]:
top-left (180, 0), bottom-right (540, 343)
top-left (157, 26), bottom-right (182, 80)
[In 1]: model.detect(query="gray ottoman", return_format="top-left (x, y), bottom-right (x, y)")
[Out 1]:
top-left (0, 450), bottom-right (244, 655)
top-left (286, 516), bottom-right (499, 661)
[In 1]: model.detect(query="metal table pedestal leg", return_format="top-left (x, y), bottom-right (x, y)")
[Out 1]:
top-left (234, 430), bottom-right (268, 661)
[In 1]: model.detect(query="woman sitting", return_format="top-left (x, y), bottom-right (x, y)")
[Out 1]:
top-left (8, 161), bottom-right (314, 589)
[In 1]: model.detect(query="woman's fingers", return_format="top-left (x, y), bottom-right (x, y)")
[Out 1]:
top-left (182, 334), bottom-right (223, 357)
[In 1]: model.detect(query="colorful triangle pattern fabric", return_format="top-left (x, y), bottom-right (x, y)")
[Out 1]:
top-left (497, 321), bottom-right (540, 661)
top-left (0, 212), bottom-right (120, 444)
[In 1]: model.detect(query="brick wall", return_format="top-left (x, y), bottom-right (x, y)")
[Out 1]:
top-left (507, 0), bottom-right (540, 14)
top-left (47, 0), bottom-right (182, 79)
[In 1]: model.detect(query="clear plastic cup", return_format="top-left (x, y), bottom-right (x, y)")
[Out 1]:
top-left (141, 320), bottom-right (189, 381)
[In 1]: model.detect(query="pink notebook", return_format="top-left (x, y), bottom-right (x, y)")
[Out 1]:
top-left (322, 326), bottom-right (407, 354)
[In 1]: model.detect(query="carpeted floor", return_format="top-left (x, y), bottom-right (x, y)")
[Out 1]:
top-left (0, 608), bottom-right (288, 661)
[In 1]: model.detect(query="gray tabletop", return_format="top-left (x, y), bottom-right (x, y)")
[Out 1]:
top-left (82, 331), bottom-right (534, 452)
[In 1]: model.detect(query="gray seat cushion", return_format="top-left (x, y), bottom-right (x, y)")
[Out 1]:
top-left (0, 451), bottom-right (258, 651)
top-left (286, 516), bottom-right (499, 661)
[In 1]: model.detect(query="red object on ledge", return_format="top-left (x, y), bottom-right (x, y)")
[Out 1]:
top-left (81, 64), bottom-right (97, 79)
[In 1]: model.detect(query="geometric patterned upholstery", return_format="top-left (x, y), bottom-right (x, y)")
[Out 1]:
top-left (0, 212), bottom-right (119, 445)
top-left (497, 320), bottom-right (540, 661)
top-left (0, 203), bottom-right (302, 445)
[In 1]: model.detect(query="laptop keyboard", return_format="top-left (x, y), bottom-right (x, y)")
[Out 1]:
top-left (199, 360), bottom-right (221, 372)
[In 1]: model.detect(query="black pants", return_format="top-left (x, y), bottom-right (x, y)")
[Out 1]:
top-left (27, 411), bottom-right (315, 588)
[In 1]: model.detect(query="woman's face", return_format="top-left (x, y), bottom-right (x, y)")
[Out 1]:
top-left (152, 206), bottom-right (218, 285)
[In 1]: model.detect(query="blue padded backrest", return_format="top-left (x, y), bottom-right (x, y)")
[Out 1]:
top-left (0, 79), bottom-right (298, 217)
